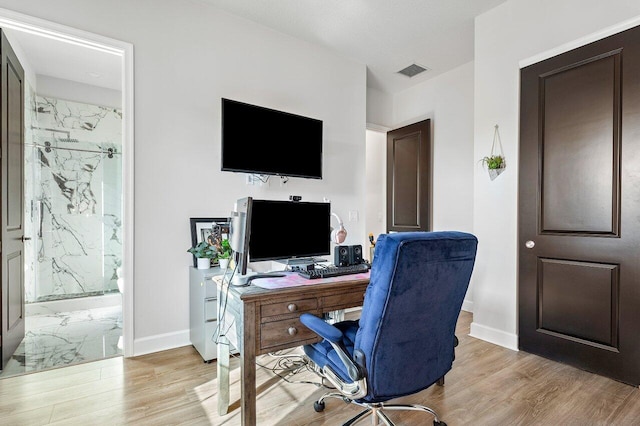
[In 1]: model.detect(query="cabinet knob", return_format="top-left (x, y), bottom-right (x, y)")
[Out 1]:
top-left (288, 327), bottom-right (297, 336)
top-left (525, 240), bottom-right (535, 249)
top-left (287, 303), bottom-right (298, 312)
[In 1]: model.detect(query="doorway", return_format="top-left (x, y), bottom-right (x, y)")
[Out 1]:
top-left (0, 11), bottom-right (133, 377)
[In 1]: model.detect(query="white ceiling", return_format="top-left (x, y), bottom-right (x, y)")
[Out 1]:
top-left (202, 0), bottom-right (509, 94)
top-left (4, 28), bottom-right (122, 91)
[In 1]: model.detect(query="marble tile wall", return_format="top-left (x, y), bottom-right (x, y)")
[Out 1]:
top-left (24, 93), bottom-right (122, 303)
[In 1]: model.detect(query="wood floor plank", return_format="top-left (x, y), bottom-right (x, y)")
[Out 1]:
top-left (2, 311), bottom-right (639, 425)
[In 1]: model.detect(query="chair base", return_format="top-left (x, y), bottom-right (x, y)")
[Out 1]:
top-left (314, 393), bottom-right (446, 426)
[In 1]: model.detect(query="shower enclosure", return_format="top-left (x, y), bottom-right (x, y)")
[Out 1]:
top-left (24, 91), bottom-right (123, 309)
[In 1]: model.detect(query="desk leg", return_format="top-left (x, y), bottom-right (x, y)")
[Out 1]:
top-left (217, 336), bottom-right (230, 415)
top-left (217, 283), bottom-right (230, 416)
top-left (240, 302), bottom-right (257, 426)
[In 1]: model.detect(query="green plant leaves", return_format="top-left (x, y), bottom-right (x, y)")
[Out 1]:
top-left (481, 155), bottom-right (505, 170)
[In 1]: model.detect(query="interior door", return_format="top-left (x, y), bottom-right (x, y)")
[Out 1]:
top-left (519, 25), bottom-right (640, 385)
top-left (386, 119), bottom-right (431, 232)
top-left (0, 30), bottom-right (25, 369)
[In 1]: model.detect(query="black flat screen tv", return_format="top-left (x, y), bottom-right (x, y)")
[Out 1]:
top-left (221, 98), bottom-right (323, 179)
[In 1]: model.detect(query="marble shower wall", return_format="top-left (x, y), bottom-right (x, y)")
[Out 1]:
top-left (24, 94), bottom-right (122, 303)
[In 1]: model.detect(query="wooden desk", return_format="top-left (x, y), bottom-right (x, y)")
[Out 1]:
top-left (215, 273), bottom-right (369, 426)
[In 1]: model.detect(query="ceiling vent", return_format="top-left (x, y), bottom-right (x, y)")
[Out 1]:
top-left (397, 63), bottom-right (429, 78)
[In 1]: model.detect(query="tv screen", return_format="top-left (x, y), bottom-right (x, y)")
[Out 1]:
top-left (248, 199), bottom-right (330, 262)
top-left (221, 98), bottom-right (323, 179)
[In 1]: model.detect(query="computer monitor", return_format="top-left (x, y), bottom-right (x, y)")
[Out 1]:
top-left (248, 199), bottom-right (331, 263)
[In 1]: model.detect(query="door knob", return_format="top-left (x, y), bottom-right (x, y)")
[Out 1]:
top-left (525, 240), bottom-right (535, 249)
top-left (21, 236), bottom-right (31, 242)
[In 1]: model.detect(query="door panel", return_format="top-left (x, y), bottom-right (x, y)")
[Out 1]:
top-left (540, 53), bottom-right (621, 235)
top-left (519, 25), bottom-right (640, 385)
top-left (0, 30), bottom-right (25, 369)
top-left (538, 258), bottom-right (618, 348)
top-left (386, 120), bottom-right (431, 232)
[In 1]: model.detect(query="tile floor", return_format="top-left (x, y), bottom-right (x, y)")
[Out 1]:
top-left (0, 305), bottom-right (122, 378)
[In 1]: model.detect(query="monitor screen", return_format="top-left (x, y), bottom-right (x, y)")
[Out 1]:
top-left (249, 199), bottom-right (330, 262)
top-left (221, 98), bottom-right (323, 179)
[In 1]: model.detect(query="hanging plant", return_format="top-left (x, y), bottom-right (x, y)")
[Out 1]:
top-left (481, 125), bottom-right (506, 181)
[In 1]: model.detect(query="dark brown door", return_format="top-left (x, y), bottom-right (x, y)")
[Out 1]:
top-left (0, 30), bottom-right (25, 369)
top-left (519, 25), bottom-right (640, 385)
top-left (386, 119), bottom-right (431, 232)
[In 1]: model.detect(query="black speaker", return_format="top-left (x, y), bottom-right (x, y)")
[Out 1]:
top-left (349, 245), bottom-right (363, 265)
top-left (334, 245), bottom-right (350, 266)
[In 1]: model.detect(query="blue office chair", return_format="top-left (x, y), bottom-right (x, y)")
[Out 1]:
top-left (300, 231), bottom-right (477, 426)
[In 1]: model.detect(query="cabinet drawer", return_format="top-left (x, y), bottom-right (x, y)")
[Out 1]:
top-left (205, 277), bottom-right (218, 298)
top-left (205, 299), bottom-right (217, 321)
top-left (261, 298), bottom-right (318, 319)
top-left (260, 317), bottom-right (318, 349)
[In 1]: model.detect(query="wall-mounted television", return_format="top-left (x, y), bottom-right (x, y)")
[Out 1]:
top-left (221, 98), bottom-right (323, 179)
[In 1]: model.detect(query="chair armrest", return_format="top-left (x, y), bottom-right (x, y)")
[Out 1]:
top-left (300, 313), bottom-right (364, 381)
top-left (300, 313), bottom-right (343, 343)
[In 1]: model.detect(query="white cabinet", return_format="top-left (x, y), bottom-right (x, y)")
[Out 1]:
top-left (189, 267), bottom-right (223, 362)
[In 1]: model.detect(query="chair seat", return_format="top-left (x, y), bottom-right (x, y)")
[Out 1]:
top-left (303, 320), bottom-right (358, 382)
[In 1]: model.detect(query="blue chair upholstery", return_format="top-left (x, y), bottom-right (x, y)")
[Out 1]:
top-left (301, 231), bottom-right (478, 426)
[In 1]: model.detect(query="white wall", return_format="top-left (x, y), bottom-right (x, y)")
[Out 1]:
top-left (366, 86), bottom-right (393, 128)
top-left (393, 61), bottom-right (475, 310)
top-left (394, 61), bottom-right (474, 234)
top-left (36, 75), bottom-right (121, 109)
top-left (0, 0), bottom-right (367, 355)
top-left (472, 0), bottom-right (640, 350)
top-left (364, 129), bottom-right (386, 252)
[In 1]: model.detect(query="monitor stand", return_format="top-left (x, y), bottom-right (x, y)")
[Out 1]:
top-left (229, 271), bottom-right (256, 287)
top-left (275, 257), bottom-right (319, 272)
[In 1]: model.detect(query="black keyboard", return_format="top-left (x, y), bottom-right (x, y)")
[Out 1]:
top-left (298, 263), bottom-right (370, 280)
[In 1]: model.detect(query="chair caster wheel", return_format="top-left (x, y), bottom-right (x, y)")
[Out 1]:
top-left (434, 421), bottom-right (447, 426)
top-left (313, 400), bottom-right (325, 412)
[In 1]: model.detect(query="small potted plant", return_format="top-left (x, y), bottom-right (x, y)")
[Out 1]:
top-left (481, 154), bottom-right (506, 181)
top-left (187, 241), bottom-right (217, 269)
top-left (215, 238), bottom-right (232, 269)
top-left (482, 125), bottom-right (506, 181)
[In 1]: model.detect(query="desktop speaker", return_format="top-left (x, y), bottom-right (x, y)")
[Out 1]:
top-left (334, 245), bottom-right (350, 267)
top-left (349, 245), bottom-right (363, 265)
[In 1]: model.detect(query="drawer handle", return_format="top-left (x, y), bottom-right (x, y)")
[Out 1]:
top-left (288, 327), bottom-right (298, 336)
top-left (287, 303), bottom-right (298, 312)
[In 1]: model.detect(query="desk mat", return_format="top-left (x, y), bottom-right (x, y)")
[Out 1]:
top-left (251, 271), bottom-right (370, 290)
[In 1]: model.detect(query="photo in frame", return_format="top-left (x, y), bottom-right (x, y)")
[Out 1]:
top-left (189, 217), bottom-right (230, 267)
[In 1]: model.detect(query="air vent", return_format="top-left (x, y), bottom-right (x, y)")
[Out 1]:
top-left (397, 63), bottom-right (429, 78)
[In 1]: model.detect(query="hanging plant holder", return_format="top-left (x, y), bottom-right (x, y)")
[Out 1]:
top-left (482, 124), bottom-right (506, 181)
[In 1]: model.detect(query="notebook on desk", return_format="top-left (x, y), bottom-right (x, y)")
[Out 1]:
top-left (250, 271), bottom-right (370, 290)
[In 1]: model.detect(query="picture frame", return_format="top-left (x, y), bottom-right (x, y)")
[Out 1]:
top-left (189, 217), bottom-right (230, 267)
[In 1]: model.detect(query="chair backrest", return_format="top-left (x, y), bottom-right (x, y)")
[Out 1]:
top-left (355, 231), bottom-right (477, 402)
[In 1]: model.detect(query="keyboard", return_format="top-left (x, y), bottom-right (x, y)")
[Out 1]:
top-left (297, 263), bottom-right (370, 280)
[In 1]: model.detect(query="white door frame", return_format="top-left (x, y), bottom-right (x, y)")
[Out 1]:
top-left (0, 8), bottom-right (135, 357)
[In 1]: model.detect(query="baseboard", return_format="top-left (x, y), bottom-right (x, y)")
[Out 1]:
top-left (133, 329), bottom-right (191, 357)
top-left (469, 321), bottom-right (519, 351)
top-left (461, 299), bottom-right (473, 313)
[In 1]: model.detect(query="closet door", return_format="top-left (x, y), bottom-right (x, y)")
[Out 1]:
top-left (0, 30), bottom-right (25, 369)
top-left (519, 25), bottom-right (640, 385)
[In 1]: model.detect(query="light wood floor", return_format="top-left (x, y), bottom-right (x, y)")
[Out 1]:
top-left (1, 311), bottom-right (639, 425)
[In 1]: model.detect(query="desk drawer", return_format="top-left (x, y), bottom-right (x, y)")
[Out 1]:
top-left (260, 317), bottom-right (318, 349)
top-left (261, 298), bottom-right (318, 320)
top-left (323, 291), bottom-right (365, 311)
